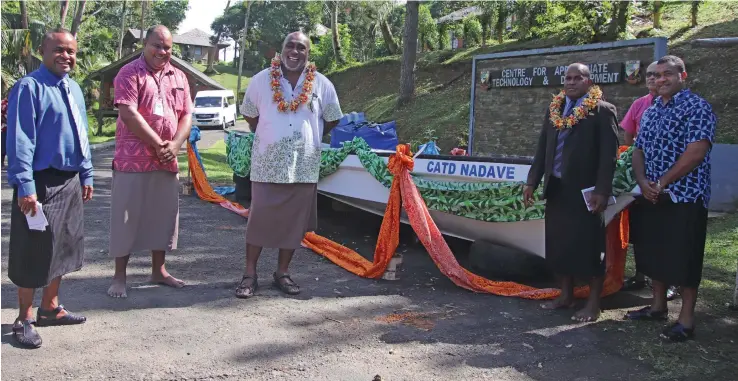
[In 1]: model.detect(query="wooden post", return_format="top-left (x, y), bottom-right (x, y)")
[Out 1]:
top-left (734, 259), bottom-right (738, 306)
top-left (96, 75), bottom-right (105, 134)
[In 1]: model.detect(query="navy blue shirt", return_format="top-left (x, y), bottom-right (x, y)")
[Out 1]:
top-left (6, 65), bottom-right (93, 197)
top-left (636, 89), bottom-right (717, 207)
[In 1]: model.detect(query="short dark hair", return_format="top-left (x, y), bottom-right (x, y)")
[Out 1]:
top-left (281, 31), bottom-right (310, 51)
top-left (657, 55), bottom-right (686, 73)
top-left (567, 63), bottom-right (591, 79)
top-left (144, 25), bottom-right (170, 41)
top-left (42, 28), bottom-right (74, 47)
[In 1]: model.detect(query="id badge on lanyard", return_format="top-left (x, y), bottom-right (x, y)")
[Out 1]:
top-left (153, 72), bottom-right (165, 116)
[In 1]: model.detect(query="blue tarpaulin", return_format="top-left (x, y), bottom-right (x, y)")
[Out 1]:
top-left (330, 112), bottom-right (399, 151)
top-left (418, 141), bottom-right (440, 155)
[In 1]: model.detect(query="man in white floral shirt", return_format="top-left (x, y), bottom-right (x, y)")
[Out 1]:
top-left (236, 31), bottom-right (342, 298)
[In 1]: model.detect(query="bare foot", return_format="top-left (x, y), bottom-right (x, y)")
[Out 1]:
top-left (107, 277), bottom-right (127, 298)
top-left (540, 295), bottom-right (575, 310)
top-left (572, 305), bottom-right (601, 322)
top-left (151, 274), bottom-right (185, 288)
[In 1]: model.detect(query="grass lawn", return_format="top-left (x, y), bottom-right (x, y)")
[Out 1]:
top-left (618, 212), bottom-right (738, 380)
top-left (192, 63), bottom-right (252, 94)
top-left (87, 111), bottom-right (116, 145)
top-left (177, 139), bottom-right (233, 185)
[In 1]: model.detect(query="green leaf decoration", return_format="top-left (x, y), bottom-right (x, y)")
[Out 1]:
top-left (225, 132), bottom-right (636, 223)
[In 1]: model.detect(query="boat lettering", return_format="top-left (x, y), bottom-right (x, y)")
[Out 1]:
top-left (426, 161), bottom-right (457, 175)
top-left (460, 163), bottom-right (516, 180)
top-left (426, 161), bottom-right (516, 180)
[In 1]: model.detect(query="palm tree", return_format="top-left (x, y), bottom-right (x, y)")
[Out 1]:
top-left (1, 10), bottom-right (45, 95)
top-left (366, 0), bottom-right (399, 55)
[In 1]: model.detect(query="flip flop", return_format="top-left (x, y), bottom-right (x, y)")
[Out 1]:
top-left (623, 306), bottom-right (668, 321)
top-left (660, 322), bottom-right (695, 342)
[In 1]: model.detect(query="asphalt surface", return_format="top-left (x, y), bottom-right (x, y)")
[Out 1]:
top-left (0, 138), bottom-right (721, 381)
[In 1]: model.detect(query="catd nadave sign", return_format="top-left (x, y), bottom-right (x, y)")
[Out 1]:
top-left (482, 62), bottom-right (625, 88)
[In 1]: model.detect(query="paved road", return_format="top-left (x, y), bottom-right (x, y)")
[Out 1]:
top-left (190, 119), bottom-right (251, 150)
top-left (0, 146), bottom-right (732, 381)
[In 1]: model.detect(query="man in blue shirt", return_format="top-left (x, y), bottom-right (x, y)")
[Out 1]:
top-left (6, 28), bottom-right (92, 349)
top-left (625, 55), bottom-right (717, 342)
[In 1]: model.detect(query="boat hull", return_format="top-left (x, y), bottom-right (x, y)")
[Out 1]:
top-left (316, 153), bottom-right (547, 258)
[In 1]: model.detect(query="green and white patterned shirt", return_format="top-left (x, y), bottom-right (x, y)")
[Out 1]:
top-left (239, 67), bottom-right (343, 184)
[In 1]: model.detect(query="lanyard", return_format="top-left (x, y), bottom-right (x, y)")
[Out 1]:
top-left (152, 70), bottom-right (166, 100)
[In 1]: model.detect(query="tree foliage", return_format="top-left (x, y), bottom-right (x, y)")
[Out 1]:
top-left (462, 16), bottom-right (482, 46)
top-left (418, 4), bottom-right (438, 51)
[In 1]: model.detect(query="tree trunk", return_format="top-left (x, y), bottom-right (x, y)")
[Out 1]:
top-left (495, 3), bottom-right (506, 44)
top-left (481, 19), bottom-right (489, 47)
top-left (330, 1), bottom-right (346, 66)
top-left (236, 0), bottom-right (253, 104)
top-left (379, 19), bottom-right (398, 54)
top-left (70, 1), bottom-right (87, 38)
top-left (398, 0), bottom-right (419, 107)
top-left (140, 0), bottom-right (147, 47)
top-left (606, 1), bottom-right (629, 41)
top-left (20, 1), bottom-right (33, 71)
top-left (117, 0), bottom-right (128, 59)
top-left (20, 1), bottom-right (29, 29)
top-left (691, 1), bottom-right (700, 27)
top-left (653, 1), bottom-right (663, 29)
top-left (59, 0), bottom-right (70, 29)
top-left (206, 0), bottom-right (231, 74)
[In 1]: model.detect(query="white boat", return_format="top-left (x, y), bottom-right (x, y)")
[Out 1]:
top-left (316, 144), bottom-right (550, 258)
top-left (227, 133), bottom-right (633, 260)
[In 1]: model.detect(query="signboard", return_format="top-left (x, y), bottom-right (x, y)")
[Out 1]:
top-left (481, 62), bottom-right (633, 89)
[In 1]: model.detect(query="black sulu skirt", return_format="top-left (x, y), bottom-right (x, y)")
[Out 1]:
top-left (630, 195), bottom-right (708, 288)
top-left (544, 177), bottom-right (607, 279)
top-left (8, 168), bottom-right (85, 289)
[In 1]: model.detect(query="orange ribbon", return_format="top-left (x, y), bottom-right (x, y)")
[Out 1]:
top-left (305, 144), bottom-right (628, 299)
top-left (187, 143), bottom-right (249, 217)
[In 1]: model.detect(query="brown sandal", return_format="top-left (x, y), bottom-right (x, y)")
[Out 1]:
top-left (273, 273), bottom-right (301, 295)
top-left (235, 275), bottom-right (258, 299)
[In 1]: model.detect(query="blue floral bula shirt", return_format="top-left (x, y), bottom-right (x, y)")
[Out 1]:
top-left (635, 89), bottom-right (717, 207)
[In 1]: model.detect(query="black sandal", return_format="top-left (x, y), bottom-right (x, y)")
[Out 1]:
top-left (661, 322), bottom-right (695, 342)
top-left (273, 273), bottom-right (301, 295)
top-left (623, 306), bottom-right (668, 321)
top-left (35, 305), bottom-right (86, 327)
top-left (12, 319), bottom-right (42, 349)
top-left (235, 275), bottom-right (258, 299)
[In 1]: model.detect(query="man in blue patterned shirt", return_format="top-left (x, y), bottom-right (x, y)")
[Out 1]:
top-left (624, 55), bottom-right (717, 342)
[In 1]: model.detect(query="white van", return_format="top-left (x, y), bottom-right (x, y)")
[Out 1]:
top-left (192, 90), bottom-right (238, 130)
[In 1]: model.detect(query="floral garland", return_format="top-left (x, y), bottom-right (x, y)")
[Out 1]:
top-left (270, 54), bottom-right (317, 113)
top-left (549, 85), bottom-right (602, 130)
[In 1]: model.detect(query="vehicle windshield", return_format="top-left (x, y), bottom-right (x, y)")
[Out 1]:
top-left (195, 97), bottom-right (222, 108)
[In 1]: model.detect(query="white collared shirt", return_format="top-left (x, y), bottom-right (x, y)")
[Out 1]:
top-left (240, 66), bottom-right (342, 183)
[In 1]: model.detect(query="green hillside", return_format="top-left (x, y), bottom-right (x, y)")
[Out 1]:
top-left (326, 1), bottom-right (738, 152)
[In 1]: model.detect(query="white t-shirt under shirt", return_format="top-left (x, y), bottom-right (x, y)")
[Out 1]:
top-left (239, 66), bottom-right (342, 184)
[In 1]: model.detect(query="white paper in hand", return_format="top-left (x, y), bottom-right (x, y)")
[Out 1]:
top-left (581, 186), bottom-right (616, 212)
top-left (25, 201), bottom-right (49, 231)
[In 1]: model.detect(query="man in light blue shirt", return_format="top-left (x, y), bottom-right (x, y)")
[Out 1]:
top-left (6, 28), bottom-right (92, 349)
